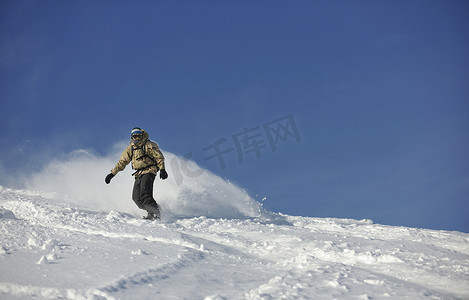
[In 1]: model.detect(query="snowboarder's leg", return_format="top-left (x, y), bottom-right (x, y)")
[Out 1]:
top-left (132, 176), bottom-right (146, 210)
top-left (139, 173), bottom-right (161, 219)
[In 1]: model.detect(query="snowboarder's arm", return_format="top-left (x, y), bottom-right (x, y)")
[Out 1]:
top-left (148, 142), bottom-right (165, 171)
top-left (111, 145), bottom-right (132, 175)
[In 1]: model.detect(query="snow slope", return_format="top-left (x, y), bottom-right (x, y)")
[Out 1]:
top-left (1, 187), bottom-right (468, 300)
top-left (1, 150), bottom-right (468, 299)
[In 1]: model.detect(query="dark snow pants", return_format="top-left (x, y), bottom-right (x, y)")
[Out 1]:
top-left (132, 173), bottom-right (160, 214)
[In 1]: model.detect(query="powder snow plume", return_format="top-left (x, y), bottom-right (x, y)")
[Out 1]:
top-left (24, 142), bottom-right (268, 221)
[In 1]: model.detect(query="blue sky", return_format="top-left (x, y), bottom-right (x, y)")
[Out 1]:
top-left (1, 0), bottom-right (468, 232)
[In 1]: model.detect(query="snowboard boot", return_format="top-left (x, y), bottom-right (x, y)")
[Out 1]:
top-left (143, 208), bottom-right (160, 221)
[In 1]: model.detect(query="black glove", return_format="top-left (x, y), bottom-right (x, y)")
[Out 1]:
top-left (105, 173), bottom-right (114, 184)
top-left (159, 169), bottom-right (168, 180)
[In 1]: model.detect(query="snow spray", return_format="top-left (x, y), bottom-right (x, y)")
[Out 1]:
top-left (25, 142), bottom-right (267, 220)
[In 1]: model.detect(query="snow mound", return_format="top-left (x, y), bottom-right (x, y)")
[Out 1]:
top-left (1, 187), bottom-right (469, 299)
top-left (1, 146), bottom-right (468, 299)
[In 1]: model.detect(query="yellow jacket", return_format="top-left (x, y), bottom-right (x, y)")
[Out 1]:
top-left (111, 130), bottom-right (165, 178)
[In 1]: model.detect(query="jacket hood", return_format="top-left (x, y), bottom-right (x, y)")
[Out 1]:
top-left (142, 130), bottom-right (149, 142)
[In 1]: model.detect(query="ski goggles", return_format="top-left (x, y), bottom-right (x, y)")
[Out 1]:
top-left (131, 128), bottom-right (143, 139)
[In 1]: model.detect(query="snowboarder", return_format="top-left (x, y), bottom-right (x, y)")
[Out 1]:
top-left (105, 127), bottom-right (168, 220)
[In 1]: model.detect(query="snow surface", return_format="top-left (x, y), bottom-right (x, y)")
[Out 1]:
top-left (1, 150), bottom-right (469, 299)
